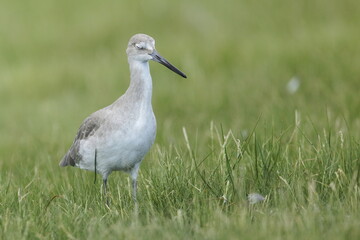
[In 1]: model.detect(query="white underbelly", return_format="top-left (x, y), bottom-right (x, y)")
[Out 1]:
top-left (77, 114), bottom-right (156, 175)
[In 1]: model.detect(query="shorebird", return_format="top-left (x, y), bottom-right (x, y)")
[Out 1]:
top-left (59, 33), bottom-right (187, 203)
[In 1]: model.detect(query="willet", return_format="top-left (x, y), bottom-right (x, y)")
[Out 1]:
top-left (59, 33), bottom-right (187, 204)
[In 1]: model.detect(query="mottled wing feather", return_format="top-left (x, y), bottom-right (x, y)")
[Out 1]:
top-left (59, 116), bottom-right (101, 167)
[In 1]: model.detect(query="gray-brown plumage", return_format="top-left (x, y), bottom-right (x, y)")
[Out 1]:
top-left (60, 116), bottom-right (101, 167)
top-left (59, 34), bottom-right (186, 204)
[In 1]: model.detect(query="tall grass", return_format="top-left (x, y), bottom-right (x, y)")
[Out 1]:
top-left (1, 121), bottom-right (359, 239)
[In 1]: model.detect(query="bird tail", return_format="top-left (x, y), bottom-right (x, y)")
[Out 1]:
top-left (59, 152), bottom-right (75, 167)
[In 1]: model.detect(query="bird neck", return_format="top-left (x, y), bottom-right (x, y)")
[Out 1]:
top-left (126, 59), bottom-right (153, 105)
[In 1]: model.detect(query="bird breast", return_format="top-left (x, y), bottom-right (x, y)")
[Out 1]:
top-left (78, 109), bottom-right (156, 174)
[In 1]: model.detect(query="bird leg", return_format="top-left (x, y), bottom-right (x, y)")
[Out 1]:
top-left (103, 178), bottom-right (109, 206)
top-left (132, 178), bottom-right (139, 215)
top-left (130, 163), bottom-right (140, 202)
top-left (130, 163), bottom-right (140, 213)
top-left (132, 178), bottom-right (137, 203)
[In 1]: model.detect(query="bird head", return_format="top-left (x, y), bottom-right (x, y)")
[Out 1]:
top-left (126, 34), bottom-right (187, 78)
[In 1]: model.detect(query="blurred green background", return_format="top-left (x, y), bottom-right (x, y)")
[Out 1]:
top-left (0, 0), bottom-right (360, 238)
top-left (1, 0), bottom-right (360, 156)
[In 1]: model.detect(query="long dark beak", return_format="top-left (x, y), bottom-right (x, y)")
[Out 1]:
top-left (150, 50), bottom-right (187, 78)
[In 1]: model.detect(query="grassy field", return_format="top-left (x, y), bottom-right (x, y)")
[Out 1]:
top-left (1, 0), bottom-right (360, 239)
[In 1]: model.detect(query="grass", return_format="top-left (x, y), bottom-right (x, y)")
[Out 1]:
top-left (1, 0), bottom-right (360, 239)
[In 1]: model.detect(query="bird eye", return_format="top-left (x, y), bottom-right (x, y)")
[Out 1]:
top-left (135, 43), bottom-right (146, 50)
